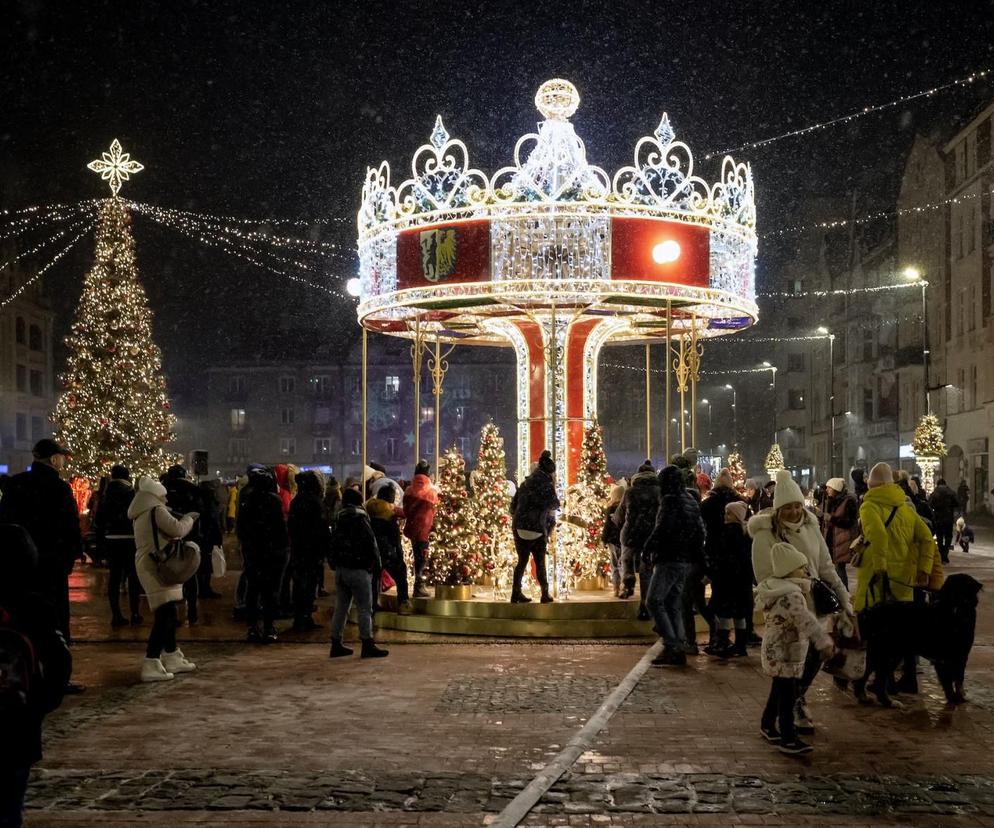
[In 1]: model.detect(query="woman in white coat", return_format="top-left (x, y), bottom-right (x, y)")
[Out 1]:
top-left (749, 469), bottom-right (854, 733)
top-left (128, 477), bottom-right (199, 682)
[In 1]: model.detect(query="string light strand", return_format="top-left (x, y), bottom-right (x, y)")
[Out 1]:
top-left (1, 223), bottom-right (94, 309)
top-left (707, 68), bottom-right (990, 158)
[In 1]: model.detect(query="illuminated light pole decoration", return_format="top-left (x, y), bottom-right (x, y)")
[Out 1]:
top-left (354, 80), bottom-right (759, 497)
top-left (764, 443), bottom-right (785, 478)
top-left (54, 141), bottom-right (178, 481)
top-left (911, 413), bottom-right (946, 495)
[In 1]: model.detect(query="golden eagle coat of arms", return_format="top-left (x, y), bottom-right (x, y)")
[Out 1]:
top-left (420, 228), bottom-right (457, 282)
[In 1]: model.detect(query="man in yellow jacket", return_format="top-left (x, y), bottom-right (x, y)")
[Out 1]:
top-left (854, 462), bottom-right (937, 612)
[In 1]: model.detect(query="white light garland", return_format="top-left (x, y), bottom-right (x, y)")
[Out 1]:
top-left (1, 222), bottom-right (95, 308)
top-left (0, 214), bottom-right (96, 274)
top-left (758, 281), bottom-right (925, 299)
top-left (707, 68), bottom-right (991, 158)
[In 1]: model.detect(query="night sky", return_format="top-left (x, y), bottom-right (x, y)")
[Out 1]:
top-left (3, 1), bottom-right (994, 406)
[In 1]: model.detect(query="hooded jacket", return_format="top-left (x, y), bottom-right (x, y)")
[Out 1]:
top-left (0, 524), bottom-right (71, 770)
top-left (614, 471), bottom-right (660, 553)
top-left (164, 473), bottom-right (206, 550)
top-left (329, 504), bottom-right (380, 571)
top-left (821, 491), bottom-right (859, 564)
top-left (855, 482), bottom-right (937, 611)
top-left (403, 474), bottom-right (438, 543)
top-left (928, 483), bottom-right (959, 525)
top-left (754, 576), bottom-right (832, 679)
top-left (274, 464), bottom-right (294, 517)
top-left (127, 481), bottom-right (196, 610)
top-left (94, 478), bottom-right (136, 540)
top-left (748, 508), bottom-right (851, 615)
top-left (237, 471), bottom-right (289, 559)
top-left (644, 466), bottom-right (705, 566)
top-left (511, 467), bottom-right (560, 538)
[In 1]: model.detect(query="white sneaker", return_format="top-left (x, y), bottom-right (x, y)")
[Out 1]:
top-left (161, 649), bottom-right (197, 673)
top-left (141, 657), bottom-right (174, 682)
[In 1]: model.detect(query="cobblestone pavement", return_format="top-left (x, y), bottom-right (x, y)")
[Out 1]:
top-left (24, 544), bottom-right (994, 826)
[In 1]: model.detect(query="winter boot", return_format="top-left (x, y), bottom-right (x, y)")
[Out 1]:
top-left (510, 590), bottom-right (532, 604)
top-left (111, 614), bottom-right (128, 628)
top-left (329, 638), bottom-right (354, 658)
top-left (413, 581), bottom-right (430, 599)
top-left (705, 629), bottom-right (731, 656)
top-left (728, 633), bottom-right (749, 657)
top-left (540, 592), bottom-right (554, 604)
top-left (161, 648), bottom-right (197, 674)
top-left (360, 638), bottom-right (389, 659)
top-left (141, 657), bottom-right (174, 682)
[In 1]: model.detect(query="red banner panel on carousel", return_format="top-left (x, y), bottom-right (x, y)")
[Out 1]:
top-left (396, 220), bottom-right (491, 290)
top-left (610, 218), bottom-right (710, 286)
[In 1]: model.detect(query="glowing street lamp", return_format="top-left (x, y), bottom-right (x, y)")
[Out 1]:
top-left (346, 277), bottom-right (362, 297)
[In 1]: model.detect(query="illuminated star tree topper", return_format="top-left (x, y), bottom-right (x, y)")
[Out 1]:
top-left (87, 139), bottom-right (144, 197)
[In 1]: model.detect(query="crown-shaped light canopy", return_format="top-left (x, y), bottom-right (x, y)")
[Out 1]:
top-left (355, 80), bottom-right (757, 346)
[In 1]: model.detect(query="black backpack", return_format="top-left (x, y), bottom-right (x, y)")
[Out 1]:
top-left (0, 606), bottom-right (37, 726)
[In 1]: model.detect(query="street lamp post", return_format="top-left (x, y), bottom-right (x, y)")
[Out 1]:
top-left (762, 362), bottom-right (777, 444)
top-left (700, 398), bottom-right (712, 454)
top-left (724, 384), bottom-right (737, 448)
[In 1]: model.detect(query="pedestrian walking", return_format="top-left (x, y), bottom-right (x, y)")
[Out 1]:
top-left (600, 481), bottom-right (626, 597)
top-left (700, 469), bottom-right (742, 654)
top-left (756, 541), bottom-right (835, 755)
top-left (706, 500), bottom-right (753, 657)
top-left (819, 477), bottom-right (859, 588)
top-left (329, 488), bottom-right (388, 659)
top-left (749, 469), bottom-right (854, 734)
top-left (0, 524), bottom-right (72, 828)
top-left (928, 478), bottom-right (959, 564)
top-left (509, 450), bottom-right (560, 604)
top-left (93, 465), bottom-right (141, 627)
top-left (644, 465), bottom-right (706, 666)
top-left (403, 460), bottom-right (438, 598)
top-left (127, 477), bottom-right (199, 682)
top-left (957, 479), bottom-right (970, 516)
top-left (237, 468), bottom-right (289, 644)
top-left (614, 462), bottom-right (659, 603)
top-left (288, 470), bottom-right (328, 631)
top-left (0, 439), bottom-right (82, 693)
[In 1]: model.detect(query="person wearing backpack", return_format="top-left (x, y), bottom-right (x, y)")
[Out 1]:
top-left (128, 477), bottom-right (199, 682)
top-left (0, 524), bottom-right (71, 828)
top-left (93, 465), bottom-right (140, 628)
top-left (328, 488), bottom-right (387, 659)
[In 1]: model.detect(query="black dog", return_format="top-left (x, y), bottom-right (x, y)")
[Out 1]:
top-left (853, 573), bottom-right (982, 707)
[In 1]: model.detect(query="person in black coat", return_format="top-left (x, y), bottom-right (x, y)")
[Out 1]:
top-left (643, 465), bottom-right (706, 665)
top-left (328, 488), bottom-right (387, 659)
top-left (164, 465), bottom-right (207, 625)
top-left (929, 479), bottom-right (960, 564)
top-left (0, 440), bottom-right (81, 654)
top-left (699, 470), bottom-right (743, 655)
top-left (509, 450), bottom-right (560, 604)
top-left (237, 468), bottom-right (289, 643)
top-left (197, 479), bottom-right (225, 599)
top-left (614, 463), bottom-right (659, 611)
top-left (365, 482), bottom-right (411, 614)
top-left (93, 465), bottom-right (140, 627)
top-left (288, 470), bottom-right (328, 631)
top-left (0, 524), bottom-right (71, 827)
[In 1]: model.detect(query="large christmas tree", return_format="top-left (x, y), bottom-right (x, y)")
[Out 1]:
top-left (911, 413), bottom-right (946, 458)
top-left (727, 451), bottom-right (747, 490)
top-left (424, 446), bottom-right (484, 586)
top-left (472, 423), bottom-right (515, 590)
top-left (562, 423), bottom-right (611, 584)
top-left (53, 196), bottom-right (177, 481)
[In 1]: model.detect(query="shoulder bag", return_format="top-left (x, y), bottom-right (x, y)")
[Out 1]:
top-left (848, 505), bottom-right (899, 568)
top-left (149, 508), bottom-right (201, 586)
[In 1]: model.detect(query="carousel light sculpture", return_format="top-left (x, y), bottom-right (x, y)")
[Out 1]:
top-left (355, 79), bottom-right (758, 492)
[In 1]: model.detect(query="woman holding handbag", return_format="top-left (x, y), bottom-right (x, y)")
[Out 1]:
top-left (750, 469), bottom-right (855, 734)
top-left (128, 477), bottom-right (200, 682)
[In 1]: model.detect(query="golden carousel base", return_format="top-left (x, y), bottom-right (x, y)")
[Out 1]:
top-left (373, 586), bottom-right (753, 638)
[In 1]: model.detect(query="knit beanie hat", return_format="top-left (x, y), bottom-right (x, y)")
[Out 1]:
top-left (825, 477), bottom-right (845, 493)
top-left (724, 500), bottom-right (749, 524)
top-left (867, 462), bottom-right (893, 488)
top-left (138, 476), bottom-right (167, 499)
top-left (538, 450), bottom-right (555, 474)
top-left (769, 541), bottom-right (809, 579)
top-left (772, 469), bottom-right (804, 510)
top-left (715, 469), bottom-right (734, 489)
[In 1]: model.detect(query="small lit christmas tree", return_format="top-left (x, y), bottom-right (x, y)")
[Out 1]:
top-left (727, 451), bottom-right (747, 490)
top-left (472, 423), bottom-right (515, 593)
top-left (424, 446), bottom-right (484, 586)
top-left (764, 443), bottom-right (785, 474)
top-left (562, 423), bottom-right (611, 586)
top-left (53, 186), bottom-right (178, 481)
top-left (911, 413), bottom-right (947, 458)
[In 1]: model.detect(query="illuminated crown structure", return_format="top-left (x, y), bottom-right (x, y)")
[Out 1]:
top-left (356, 80), bottom-right (758, 488)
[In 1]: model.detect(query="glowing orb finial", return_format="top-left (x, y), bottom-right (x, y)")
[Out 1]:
top-left (535, 79), bottom-right (579, 121)
top-left (652, 240), bottom-right (681, 264)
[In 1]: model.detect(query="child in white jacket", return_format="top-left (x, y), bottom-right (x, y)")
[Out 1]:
top-left (755, 542), bottom-right (834, 755)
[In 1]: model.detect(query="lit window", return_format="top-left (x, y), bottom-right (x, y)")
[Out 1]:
top-left (421, 405), bottom-right (434, 423)
top-left (384, 375), bottom-right (400, 397)
top-left (230, 409), bottom-right (246, 431)
top-left (280, 437), bottom-right (296, 456)
top-left (314, 438), bottom-right (331, 455)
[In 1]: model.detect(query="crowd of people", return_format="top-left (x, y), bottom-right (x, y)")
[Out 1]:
top-left (600, 453), bottom-right (973, 755)
top-left (0, 436), bottom-right (983, 823)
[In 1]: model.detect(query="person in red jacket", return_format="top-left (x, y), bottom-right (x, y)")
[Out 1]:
top-left (403, 460), bottom-right (438, 598)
